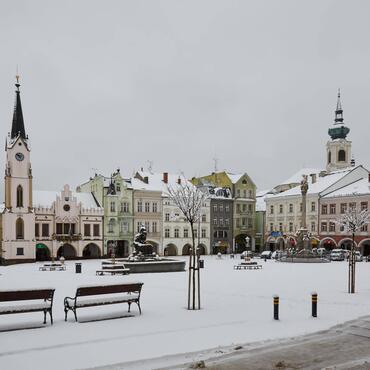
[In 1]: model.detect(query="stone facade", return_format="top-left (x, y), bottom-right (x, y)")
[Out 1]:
top-left (77, 170), bottom-right (134, 256)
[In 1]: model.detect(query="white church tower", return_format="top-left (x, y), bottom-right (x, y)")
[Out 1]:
top-left (2, 76), bottom-right (35, 263)
top-left (326, 90), bottom-right (352, 172)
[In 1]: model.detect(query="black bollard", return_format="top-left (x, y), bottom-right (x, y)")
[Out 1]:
top-left (273, 295), bottom-right (279, 320)
top-left (311, 292), bottom-right (318, 317)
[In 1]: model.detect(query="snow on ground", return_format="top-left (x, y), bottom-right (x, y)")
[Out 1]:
top-left (1, 256), bottom-right (370, 370)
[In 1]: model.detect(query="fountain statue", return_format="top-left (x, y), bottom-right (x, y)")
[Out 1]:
top-left (133, 226), bottom-right (154, 257)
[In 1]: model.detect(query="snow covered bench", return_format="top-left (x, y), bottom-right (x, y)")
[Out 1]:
top-left (96, 268), bottom-right (130, 276)
top-left (63, 283), bottom-right (143, 322)
top-left (234, 264), bottom-right (262, 270)
top-left (0, 288), bottom-right (55, 325)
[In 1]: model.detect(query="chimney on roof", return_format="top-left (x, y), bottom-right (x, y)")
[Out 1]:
top-left (177, 177), bottom-right (181, 185)
top-left (163, 172), bottom-right (168, 184)
top-left (143, 176), bottom-right (149, 184)
top-left (351, 157), bottom-right (355, 167)
top-left (310, 174), bottom-right (317, 184)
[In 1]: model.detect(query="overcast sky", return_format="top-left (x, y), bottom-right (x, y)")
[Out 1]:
top-left (1, 0), bottom-right (369, 196)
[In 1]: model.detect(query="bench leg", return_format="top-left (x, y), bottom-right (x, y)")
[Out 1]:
top-left (49, 309), bottom-right (53, 325)
top-left (128, 302), bottom-right (131, 313)
top-left (74, 309), bottom-right (78, 322)
top-left (43, 309), bottom-right (47, 324)
top-left (64, 308), bottom-right (68, 321)
top-left (136, 301), bottom-right (142, 315)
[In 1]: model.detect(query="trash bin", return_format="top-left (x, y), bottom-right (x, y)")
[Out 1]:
top-left (75, 263), bottom-right (82, 273)
top-left (199, 259), bottom-right (204, 269)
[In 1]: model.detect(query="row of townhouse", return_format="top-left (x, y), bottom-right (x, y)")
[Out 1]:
top-left (77, 170), bottom-right (211, 257)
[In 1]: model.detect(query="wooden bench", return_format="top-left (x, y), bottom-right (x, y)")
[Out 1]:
top-left (64, 283), bottom-right (143, 322)
top-left (39, 263), bottom-right (66, 271)
top-left (0, 289), bottom-right (55, 325)
top-left (234, 264), bottom-right (262, 270)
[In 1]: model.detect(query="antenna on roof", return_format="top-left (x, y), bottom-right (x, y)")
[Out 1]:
top-left (147, 160), bottom-right (154, 174)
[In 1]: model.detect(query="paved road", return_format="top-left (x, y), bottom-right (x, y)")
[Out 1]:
top-left (181, 316), bottom-right (370, 370)
top-left (87, 316), bottom-right (370, 370)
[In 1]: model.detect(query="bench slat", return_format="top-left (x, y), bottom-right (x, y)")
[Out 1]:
top-left (77, 284), bottom-right (142, 297)
top-left (0, 289), bottom-right (54, 302)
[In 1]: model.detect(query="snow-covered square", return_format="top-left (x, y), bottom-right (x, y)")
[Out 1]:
top-left (1, 257), bottom-right (370, 370)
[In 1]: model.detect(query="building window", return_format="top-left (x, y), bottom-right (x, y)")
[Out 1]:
top-left (361, 224), bottom-right (368, 232)
top-left (165, 228), bottom-right (170, 238)
top-left (35, 223), bottom-right (40, 237)
top-left (289, 204), bottom-right (293, 213)
top-left (349, 202), bottom-right (356, 211)
top-left (249, 190), bottom-right (253, 198)
top-left (361, 202), bottom-right (368, 211)
top-left (152, 222), bottom-right (157, 233)
top-left (116, 183), bottom-right (121, 192)
top-left (329, 222), bottom-right (336, 232)
top-left (340, 203), bottom-right (347, 214)
top-left (236, 218), bottom-right (240, 227)
top-left (242, 204), bottom-right (247, 212)
top-left (121, 202), bottom-right (129, 213)
top-left (184, 228), bottom-right (189, 238)
top-left (84, 224), bottom-right (91, 236)
top-left (137, 201), bottom-right (142, 213)
top-left (338, 149), bottom-right (346, 162)
top-left (42, 223), bottom-right (49, 237)
top-left (243, 189), bottom-right (247, 198)
top-left (237, 189), bottom-right (240, 197)
top-left (16, 185), bottom-right (23, 207)
top-left (16, 248), bottom-right (24, 256)
top-left (279, 204), bottom-right (283, 214)
top-left (330, 204), bottom-right (336, 214)
top-left (225, 218), bottom-right (229, 226)
top-left (237, 204), bottom-right (241, 213)
top-left (311, 202), bottom-right (316, 212)
top-left (202, 214), bottom-right (206, 222)
top-left (340, 225), bottom-right (345, 232)
top-left (201, 229), bottom-right (206, 238)
top-left (213, 218), bottom-right (217, 225)
top-left (108, 219), bottom-right (115, 233)
top-left (289, 222), bottom-right (293, 232)
top-left (219, 218), bottom-right (224, 226)
top-left (145, 221), bottom-right (150, 232)
top-left (110, 202), bottom-right (116, 212)
top-left (165, 213), bottom-right (170, 222)
top-left (213, 204), bottom-right (217, 212)
top-left (311, 222), bottom-right (316, 232)
top-left (322, 205), bottom-right (328, 215)
top-left (248, 218), bottom-right (253, 228)
top-left (152, 202), bottom-right (158, 213)
top-left (145, 202), bottom-right (150, 212)
top-left (16, 218), bottom-right (24, 239)
top-left (93, 224), bottom-right (100, 236)
top-left (63, 223), bottom-right (75, 235)
top-left (270, 205), bottom-right (274, 214)
top-left (219, 204), bottom-right (224, 212)
top-left (241, 217), bottom-right (247, 226)
top-left (279, 223), bottom-right (283, 232)
top-left (321, 222), bottom-right (327, 232)
top-left (174, 228), bottom-right (179, 238)
top-left (225, 205), bottom-right (230, 212)
top-left (56, 223), bottom-right (63, 234)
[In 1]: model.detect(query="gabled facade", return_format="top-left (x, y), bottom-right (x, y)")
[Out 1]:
top-left (192, 171), bottom-right (257, 252)
top-left (77, 169), bottom-right (134, 257)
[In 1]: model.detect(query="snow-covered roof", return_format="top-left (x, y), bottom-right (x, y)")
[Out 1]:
top-left (279, 168), bottom-right (323, 186)
top-left (266, 168), bottom-right (353, 199)
top-left (322, 178), bottom-right (370, 198)
top-left (33, 190), bottom-right (100, 209)
top-left (226, 173), bottom-right (243, 184)
top-left (133, 171), bottom-right (195, 195)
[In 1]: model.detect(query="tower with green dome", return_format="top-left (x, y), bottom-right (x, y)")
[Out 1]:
top-left (326, 90), bottom-right (352, 172)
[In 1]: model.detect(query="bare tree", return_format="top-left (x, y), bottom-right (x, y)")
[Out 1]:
top-left (336, 206), bottom-right (369, 293)
top-left (167, 179), bottom-right (208, 310)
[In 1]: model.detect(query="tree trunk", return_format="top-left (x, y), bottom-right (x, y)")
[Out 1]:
top-left (192, 225), bottom-right (196, 310)
top-left (188, 222), bottom-right (193, 309)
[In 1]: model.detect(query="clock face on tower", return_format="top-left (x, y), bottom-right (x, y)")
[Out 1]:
top-left (15, 152), bottom-right (24, 161)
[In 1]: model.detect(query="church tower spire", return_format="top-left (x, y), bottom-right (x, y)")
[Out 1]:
top-left (326, 89), bottom-right (352, 172)
top-left (11, 75), bottom-right (26, 140)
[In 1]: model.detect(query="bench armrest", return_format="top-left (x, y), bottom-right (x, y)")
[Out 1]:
top-left (64, 296), bottom-right (76, 308)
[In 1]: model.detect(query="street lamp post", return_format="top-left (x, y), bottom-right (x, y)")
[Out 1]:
top-left (245, 236), bottom-right (250, 252)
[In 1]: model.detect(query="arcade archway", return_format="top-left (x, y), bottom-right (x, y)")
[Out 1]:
top-left (57, 243), bottom-right (77, 259)
top-left (82, 243), bottom-right (101, 258)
